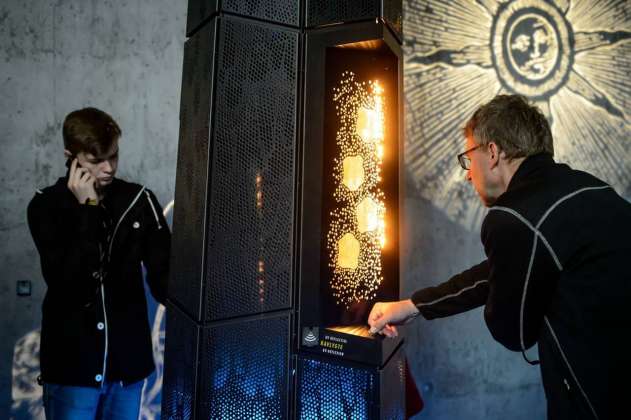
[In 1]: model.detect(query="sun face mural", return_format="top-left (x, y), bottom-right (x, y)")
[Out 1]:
top-left (405, 0), bottom-right (630, 229)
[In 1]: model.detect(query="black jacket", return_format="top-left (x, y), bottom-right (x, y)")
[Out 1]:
top-left (27, 176), bottom-right (171, 387)
top-left (411, 154), bottom-right (631, 420)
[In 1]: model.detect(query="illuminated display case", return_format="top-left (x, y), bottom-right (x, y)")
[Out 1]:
top-left (163, 2), bottom-right (404, 419)
top-left (299, 20), bottom-right (403, 367)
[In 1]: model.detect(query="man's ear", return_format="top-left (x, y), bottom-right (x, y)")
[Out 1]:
top-left (64, 149), bottom-right (73, 159)
top-left (488, 142), bottom-right (500, 169)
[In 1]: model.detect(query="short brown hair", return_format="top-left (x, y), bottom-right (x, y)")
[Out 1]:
top-left (62, 108), bottom-right (121, 156)
top-left (464, 95), bottom-right (553, 158)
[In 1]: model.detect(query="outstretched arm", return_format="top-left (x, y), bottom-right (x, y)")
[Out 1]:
top-left (367, 260), bottom-right (490, 337)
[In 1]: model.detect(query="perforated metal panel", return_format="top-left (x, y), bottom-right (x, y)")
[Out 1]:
top-left (306, 0), bottom-right (379, 27)
top-left (380, 348), bottom-right (406, 420)
top-left (382, 0), bottom-right (403, 41)
top-left (170, 21), bottom-right (215, 321)
top-left (198, 314), bottom-right (290, 419)
top-left (222, 0), bottom-right (299, 27)
top-left (186, 0), bottom-right (219, 36)
top-left (161, 306), bottom-right (199, 420)
top-left (204, 17), bottom-right (298, 321)
top-left (298, 357), bottom-right (376, 419)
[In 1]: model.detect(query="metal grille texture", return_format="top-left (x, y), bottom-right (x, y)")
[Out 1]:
top-left (161, 307), bottom-right (199, 420)
top-left (170, 23), bottom-right (214, 321)
top-left (223, 0), bottom-right (299, 27)
top-left (383, 0), bottom-right (403, 40)
top-left (198, 315), bottom-right (290, 419)
top-left (380, 348), bottom-right (406, 420)
top-left (298, 357), bottom-right (376, 419)
top-left (204, 17), bottom-right (298, 322)
top-left (306, 0), bottom-right (379, 27)
top-left (186, 0), bottom-right (219, 36)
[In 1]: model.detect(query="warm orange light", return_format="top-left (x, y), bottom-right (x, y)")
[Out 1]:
top-left (356, 197), bottom-right (379, 233)
top-left (356, 86), bottom-right (384, 144)
top-left (342, 155), bottom-right (364, 191)
top-left (379, 216), bottom-right (386, 248)
top-left (337, 233), bottom-right (360, 270)
top-left (255, 173), bottom-right (263, 208)
top-left (357, 107), bottom-right (382, 143)
top-left (327, 71), bottom-right (388, 307)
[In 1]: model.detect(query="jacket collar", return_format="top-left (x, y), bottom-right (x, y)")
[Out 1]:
top-left (506, 153), bottom-right (555, 193)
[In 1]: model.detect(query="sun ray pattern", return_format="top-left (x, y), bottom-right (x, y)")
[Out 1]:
top-left (566, 0), bottom-right (630, 31)
top-left (405, 0), bottom-right (631, 229)
top-left (406, 1), bottom-right (493, 54)
top-left (551, 88), bottom-right (631, 192)
top-left (573, 40), bottom-right (631, 120)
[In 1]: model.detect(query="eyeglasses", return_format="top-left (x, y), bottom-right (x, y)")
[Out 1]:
top-left (457, 145), bottom-right (482, 170)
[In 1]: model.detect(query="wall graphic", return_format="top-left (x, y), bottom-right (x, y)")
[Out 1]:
top-left (405, 0), bottom-right (630, 229)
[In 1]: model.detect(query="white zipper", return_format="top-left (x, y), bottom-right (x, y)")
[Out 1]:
top-left (99, 186), bottom-right (145, 385)
top-left (99, 282), bottom-right (109, 387)
top-left (108, 187), bottom-right (145, 259)
top-left (545, 317), bottom-right (600, 420)
top-left (144, 190), bottom-right (162, 229)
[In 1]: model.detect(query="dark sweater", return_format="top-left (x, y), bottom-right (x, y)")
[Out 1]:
top-left (411, 154), bottom-right (631, 420)
top-left (27, 177), bottom-right (171, 387)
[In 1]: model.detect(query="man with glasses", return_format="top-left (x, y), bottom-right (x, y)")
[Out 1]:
top-left (368, 94), bottom-right (630, 420)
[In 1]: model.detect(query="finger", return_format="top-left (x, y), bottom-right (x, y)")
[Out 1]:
top-left (381, 325), bottom-right (392, 337)
top-left (69, 159), bottom-right (78, 183)
top-left (77, 171), bottom-right (88, 184)
top-left (380, 325), bottom-right (396, 338)
top-left (369, 302), bottom-right (385, 322)
top-left (78, 169), bottom-right (92, 183)
top-left (369, 309), bottom-right (382, 324)
top-left (367, 304), bottom-right (380, 330)
top-left (73, 164), bottom-right (88, 184)
top-left (385, 325), bottom-right (399, 337)
top-left (84, 174), bottom-right (96, 187)
top-left (369, 315), bottom-right (389, 334)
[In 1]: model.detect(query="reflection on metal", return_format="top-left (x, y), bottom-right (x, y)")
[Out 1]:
top-left (327, 71), bottom-right (387, 307)
top-left (139, 302), bottom-right (166, 420)
top-left (299, 358), bottom-right (372, 419)
top-left (327, 325), bottom-right (374, 338)
top-left (11, 330), bottom-right (43, 419)
top-left (137, 199), bottom-right (174, 419)
top-left (11, 200), bottom-right (175, 420)
top-left (255, 174), bottom-right (265, 304)
top-left (405, 0), bottom-right (631, 229)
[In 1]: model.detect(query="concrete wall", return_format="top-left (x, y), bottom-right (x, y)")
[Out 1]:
top-left (0, 0), bottom-right (186, 418)
top-left (1, 0), bottom-right (629, 419)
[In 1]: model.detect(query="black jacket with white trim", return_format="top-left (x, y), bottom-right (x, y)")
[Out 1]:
top-left (27, 176), bottom-right (171, 387)
top-left (411, 153), bottom-right (631, 420)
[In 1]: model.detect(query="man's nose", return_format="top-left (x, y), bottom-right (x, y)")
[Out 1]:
top-left (102, 160), bottom-right (113, 173)
top-left (464, 170), bottom-right (472, 182)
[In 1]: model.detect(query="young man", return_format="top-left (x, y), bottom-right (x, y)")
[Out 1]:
top-left (27, 108), bottom-right (171, 419)
top-left (368, 95), bottom-right (630, 420)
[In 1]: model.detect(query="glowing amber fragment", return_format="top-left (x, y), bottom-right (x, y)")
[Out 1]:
top-left (355, 197), bottom-right (380, 233)
top-left (328, 74), bottom-right (388, 307)
top-left (342, 155), bottom-right (364, 191)
top-left (337, 233), bottom-right (360, 270)
top-left (356, 107), bottom-right (383, 143)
